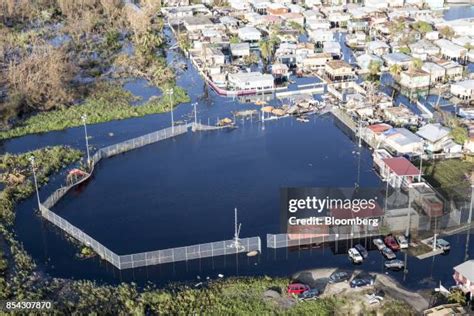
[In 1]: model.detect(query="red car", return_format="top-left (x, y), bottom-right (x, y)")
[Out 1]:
top-left (384, 235), bottom-right (400, 251)
top-left (287, 283), bottom-right (310, 295)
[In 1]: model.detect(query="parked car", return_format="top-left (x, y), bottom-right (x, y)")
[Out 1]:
top-left (384, 235), bottom-right (400, 251)
top-left (373, 238), bottom-right (385, 250)
top-left (384, 259), bottom-right (404, 270)
top-left (381, 247), bottom-right (396, 260)
top-left (328, 271), bottom-right (351, 283)
top-left (428, 238), bottom-right (451, 252)
top-left (348, 248), bottom-right (364, 263)
top-left (287, 283), bottom-right (310, 295)
top-left (396, 235), bottom-right (408, 249)
top-left (298, 288), bottom-right (320, 301)
top-left (350, 277), bottom-right (374, 288)
top-left (354, 244), bottom-right (368, 259)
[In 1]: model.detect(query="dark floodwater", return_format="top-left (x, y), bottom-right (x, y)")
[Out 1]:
top-left (6, 15), bottom-right (474, 290)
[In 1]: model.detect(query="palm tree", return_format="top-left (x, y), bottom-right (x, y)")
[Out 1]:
top-left (259, 39), bottom-right (274, 71)
top-left (410, 58), bottom-right (423, 71)
top-left (448, 289), bottom-right (466, 305)
top-left (389, 64), bottom-right (402, 78)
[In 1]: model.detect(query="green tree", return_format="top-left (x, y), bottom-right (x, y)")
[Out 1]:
top-left (389, 64), bottom-right (402, 78)
top-left (229, 35), bottom-right (239, 44)
top-left (412, 21), bottom-right (433, 34)
top-left (448, 289), bottom-right (466, 305)
top-left (398, 46), bottom-right (411, 54)
top-left (451, 126), bottom-right (468, 145)
top-left (410, 58), bottom-right (423, 71)
top-left (288, 21), bottom-right (304, 34)
top-left (243, 53), bottom-right (259, 65)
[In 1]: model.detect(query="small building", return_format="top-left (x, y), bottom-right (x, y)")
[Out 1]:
top-left (367, 40), bottom-right (390, 56)
top-left (322, 41), bottom-right (342, 58)
top-left (238, 26), bottom-right (261, 42)
top-left (379, 156), bottom-right (421, 188)
top-left (282, 12), bottom-right (305, 26)
top-left (271, 63), bottom-right (289, 79)
top-left (228, 72), bottom-right (274, 91)
top-left (325, 60), bottom-right (354, 82)
top-left (298, 53), bottom-right (332, 70)
top-left (383, 127), bottom-right (423, 154)
top-left (409, 39), bottom-right (440, 61)
top-left (399, 69), bottom-right (431, 90)
top-left (438, 60), bottom-right (463, 81)
top-left (383, 106), bottom-right (418, 125)
top-left (357, 54), bottom-right (383, 71)
top-left (308, 29), bottom-right (333, 43)
top-left (306, 18), bottom-right (331, 31)
top-left (451, 80), bottom-right (474, 103)
top-left (183, 15), bottom-right (214, 32)
top-left (422, 62), bottom-right (446, 84)
top-left (382, 52), bottom-right (413, 69)
top-left (365, 123), bottom-right (393, 146)
top-left (267, 3), bottom-right (288, 16)
top-left (434, 39), bottom-right (468, 63)
top-left (230, 43), bottom-right (250, 58)
top-left (416, 123), bottom-right (451, 153)
top-left (423, 304), bottom-right (468, 316)
top-left (453, 260), bottom-right (474, 302)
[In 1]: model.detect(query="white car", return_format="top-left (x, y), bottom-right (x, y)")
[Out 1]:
top-left (348, 248), bottom-right (364, 263)
top-left (373, 238), bottom-right (385, 251)
top-left (396, 235), bottom-right (408, 249)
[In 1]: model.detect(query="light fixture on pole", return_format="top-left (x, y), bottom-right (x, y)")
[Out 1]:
top-left (29, 156), bottom-right (41, 210)
top-left (81, 114), bottom-right (90, 167)
top-left (193, 102), bottom-right (198, 125)
top-left (166, 89), bottom-right (174, 134)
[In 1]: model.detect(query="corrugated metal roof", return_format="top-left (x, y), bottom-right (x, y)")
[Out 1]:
top-left (382, 157), bottom-right (420, 176)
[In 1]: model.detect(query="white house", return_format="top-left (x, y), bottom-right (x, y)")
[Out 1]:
top-left (323, 41), bottom-right (342, 58)
top-left (437, 60), bottom-right (464, 81)
top-left (238, 26), bottom-right (261, 42)
top-left (416, 123), bottom-right (452, 152)
top-left (409, 39), bottom-right (440, 61)
top-left (399, 70), bottom-right (431, 89)
top-left (367, 40), bottom-right (390, 56)
top-left (382, 52), bottom-right (413, 69)
top-left (356, 54), bottom-right (383, 70)
top-left (230, 43), bottom-right (250, 57)
top-left (451, 80), bottom-right (474, 103)
top-left (422, 62), bottom-right (446, 84)
top-left (228, 72), bottom-right (274, 91)
top-left (434, 39), bottom-right (468, 63)
top-left (308, 29), bottom-right (333, 43)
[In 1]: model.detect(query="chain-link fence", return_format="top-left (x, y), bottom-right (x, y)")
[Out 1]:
top-left (39, 124), bottom-right (261, 270)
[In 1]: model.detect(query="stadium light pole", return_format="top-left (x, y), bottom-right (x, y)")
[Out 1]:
top-left (166, 89), bottom-right (174, 134)
top-left (29, 156), bottom-right (41, 210)
top-left (81, 115), bottom-right (90, 167)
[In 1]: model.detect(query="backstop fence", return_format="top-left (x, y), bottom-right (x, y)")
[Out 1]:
top-left (39, 123), bottom-right (261, 270)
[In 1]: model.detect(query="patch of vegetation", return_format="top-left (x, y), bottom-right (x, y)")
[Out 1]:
top-left (0, 146), bottom-right (82, 225)
top-left (0, 83), bottom-right (189, 140)
top-left (423, 159), bottom-right (474, 201)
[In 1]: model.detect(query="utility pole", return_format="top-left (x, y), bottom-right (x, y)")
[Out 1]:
top-left (81, 115), bottom-right (90, 167)
top-left (406, 184), bottom-right (412, 238)
top-left (418, 141), bottom-right (424, 182)
top-left (465, 173), bottom-right (474, 261)
top-left (29, 156), bottom-right (41, 210)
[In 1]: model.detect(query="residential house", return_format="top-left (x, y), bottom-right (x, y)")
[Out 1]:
top-left (382, 52), bottom-right (413, 69)
top-left (383, 106), bottom-right (418, 125)
top-left (437, 60), bottom-right (463, 81)
top-left (378, 155), bottom-right (421, 188)
top-left (323, 41), bottom-right (342, 58)
top-left (325, 60), bottom-right (354, 82)
top-left (238, 26), bottom-right (261, 42)
top-left (409, 39), bottom-right (440, 61)
top-left (271, 63), bottom-right (289, 79)
top-left (306, 18), bottom-right (331, 31)
top-left (308, 29), bottom-right (334, 44)
top-left (382, 128), bottom-right (423, 154)
top-left (399, 69), bottom-right (431, 90)
top-left (416, 123), bottom-right (451, 153)
top-left (356, 54), bottom-right (383, 71)
top-left (229, 0), bottom-right (250, 11)
top-left (434, 39), bottom-right (467, 63)
top-left (298, 53), bottom-right (332, 70)
top-left (451, 80), bottom-right (474, 103)
top-left (367, 40), bottom-right (390, 56)
top-left (183, 15), bottom-right (214, 32)
top-left (365, 123), bottom-right (393, 147)
top-left (422, 62), bottom-right (446, 84)
top-left (282, 13), bottom-right (305, 26)
top-left (453, 260), bottom-right (474, 302)
top-left (423, 304), bottom-right (468, 316)
top-left (228, 72), bottom-right (274, 91)
top-left (347, 19), bottom-right (369, 33)
top-left (230, 43), bottom-right (250, 58)
top-left (267, 3), bottom-right (288, 16)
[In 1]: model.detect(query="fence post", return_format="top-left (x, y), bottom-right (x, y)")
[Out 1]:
top-left (185, 247), bottom-right (188, 262)
top-left (211, 242), bottom-right (214, 258)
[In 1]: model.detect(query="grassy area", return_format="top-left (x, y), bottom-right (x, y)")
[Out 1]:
top-left (0, 146), bottom-right (82, 225)
top-left (0, 83), bottom-right (190, 140)
top-left (423, 159), bottom-right (474, 201)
